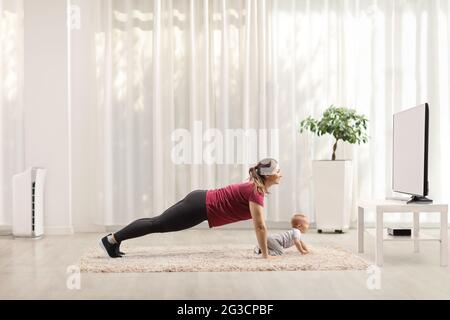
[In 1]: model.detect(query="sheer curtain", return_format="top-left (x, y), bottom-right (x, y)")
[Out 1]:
top-left (93, 0), bottom-right (280, 225)
top-left (0, 0), bottom-right (23, 226)
top-left (274, 0), bottom-right (450, 225)
top-left (92, 0), bottom-right (450, 226)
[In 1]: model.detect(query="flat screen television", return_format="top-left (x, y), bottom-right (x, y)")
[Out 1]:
top-left (392, 103), bottom-right (432, 204)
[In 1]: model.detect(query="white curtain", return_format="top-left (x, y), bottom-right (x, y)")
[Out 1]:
top-left (94, 0), bottom-right (280, 225)
top-left (274, 0), bottom-right (450, 225)
top-left (92, 0), bottom-right (450, 226)
top-left (0, 0), bottom-right (23, 226)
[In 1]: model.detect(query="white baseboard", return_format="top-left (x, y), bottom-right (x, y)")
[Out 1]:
top-left (105, 220), bottom-right (292, 231)
top-left (0, 225), bottom-right (12, 236)
top-left (1, 225), bottom-right (74, 235)
top-left (44, 226), bottom-right (74, 235)
top-left (37, 221), bottom-right (450, 234)
top-left (191, 221), bottom-right (293, 229)
top-left (73, 225), bottom-right (107, 233)
top-left (353, 222), bottom-right (447, 229)
top-left (81, 221), bottom-right (293, 233)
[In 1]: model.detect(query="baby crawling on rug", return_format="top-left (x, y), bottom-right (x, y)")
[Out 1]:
top-left (254, 213), bottom-right (310, 256)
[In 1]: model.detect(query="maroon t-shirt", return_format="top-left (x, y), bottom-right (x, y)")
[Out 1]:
top-left (206, 181), bottom-right (265, 228)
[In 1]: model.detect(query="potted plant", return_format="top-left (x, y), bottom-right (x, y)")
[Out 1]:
top-left (300, 105), bottom-right (369, 233)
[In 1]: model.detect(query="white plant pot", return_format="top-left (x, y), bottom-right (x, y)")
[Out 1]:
top-left (313, 160), bottom-right (352, 232)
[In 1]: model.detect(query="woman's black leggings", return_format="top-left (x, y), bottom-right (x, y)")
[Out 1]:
top-left (113, 190), bottom-right (208, 243)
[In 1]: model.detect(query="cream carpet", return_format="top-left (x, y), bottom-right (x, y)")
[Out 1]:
top-left (79, 244), bottom-right (369, 273)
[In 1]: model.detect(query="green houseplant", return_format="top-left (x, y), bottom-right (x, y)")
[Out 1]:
top-left (299, 105), bottom-right (369, 233)
top-left (299, 105), bottom-right (369, 160)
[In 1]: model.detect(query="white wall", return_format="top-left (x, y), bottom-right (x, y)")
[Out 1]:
top-left (23, 0), bottom-right (72, 234)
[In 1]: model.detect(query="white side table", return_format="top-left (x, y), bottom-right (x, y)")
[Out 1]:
top-left (358, 199), bottom-right (448, 267)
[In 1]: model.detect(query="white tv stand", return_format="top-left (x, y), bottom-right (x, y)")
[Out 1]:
top-left (385, 196), bottom-right (409, 202)
top-left (357, 199), bottom-right (448, 267)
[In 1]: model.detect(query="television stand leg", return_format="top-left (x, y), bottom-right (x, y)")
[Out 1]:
top-left (413, 211), bottom-right (420, 253)
top-left (441, 210), bottom-right (448, 267)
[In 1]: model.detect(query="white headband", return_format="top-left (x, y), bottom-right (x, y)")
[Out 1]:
top-left (258, 159), bottom-right (279, 176)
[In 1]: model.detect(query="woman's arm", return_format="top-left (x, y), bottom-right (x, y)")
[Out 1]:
top-left (249, 201), bottom-right (271, 259)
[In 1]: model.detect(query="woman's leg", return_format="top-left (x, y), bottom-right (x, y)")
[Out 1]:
top-left (113, 190), bottom-right (208, 243)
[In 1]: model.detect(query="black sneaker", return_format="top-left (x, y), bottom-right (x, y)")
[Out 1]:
top-left (99, 236), bottom-right (121, 258)
top-left (107, 234), bottom-right (125, 256)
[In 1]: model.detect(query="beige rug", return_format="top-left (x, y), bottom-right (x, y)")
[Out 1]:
top-left (79, 244), bottom-right (369, 273)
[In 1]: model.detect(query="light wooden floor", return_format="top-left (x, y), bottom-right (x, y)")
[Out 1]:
top-left (1, 229), bottom-right (450, 299)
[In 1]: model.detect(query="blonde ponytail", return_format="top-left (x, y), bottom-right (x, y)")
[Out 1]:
top-left (248, 166), bottom-right (267, 195)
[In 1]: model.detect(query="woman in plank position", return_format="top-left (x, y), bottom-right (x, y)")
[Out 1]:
top-left (100, 158), bottom-right (282, 259)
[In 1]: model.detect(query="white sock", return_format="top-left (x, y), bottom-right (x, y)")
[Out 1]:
top-left (107, 234), bottom-right (117, 244)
